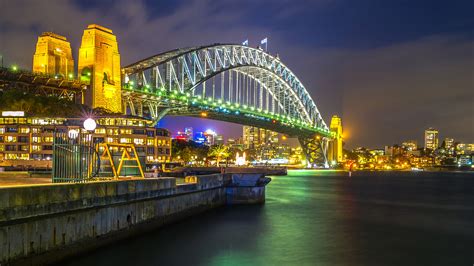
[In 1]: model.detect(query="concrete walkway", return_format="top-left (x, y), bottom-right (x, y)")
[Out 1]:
top-left (0, 174), bottom-right (51, 187)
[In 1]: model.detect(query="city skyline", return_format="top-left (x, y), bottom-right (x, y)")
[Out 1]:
top-left (164, 118), bottom-right (471, 151)
top-left (1, 0), bottom-right (473, 148)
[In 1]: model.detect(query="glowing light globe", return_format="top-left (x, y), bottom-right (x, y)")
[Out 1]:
top-left (83, 118), bottom-right (97, 131)
top-left (68, 129), bottom-right (79, 139)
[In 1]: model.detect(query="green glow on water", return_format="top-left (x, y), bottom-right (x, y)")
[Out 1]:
top-left (62, 171), bottom-right (474, 266)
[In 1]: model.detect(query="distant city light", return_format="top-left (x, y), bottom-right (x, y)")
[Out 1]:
top-left (205, 129), bottom-right (215, 135)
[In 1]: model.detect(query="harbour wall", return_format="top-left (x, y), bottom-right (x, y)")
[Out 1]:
top-left (0, 173), bottom-right (270, 265)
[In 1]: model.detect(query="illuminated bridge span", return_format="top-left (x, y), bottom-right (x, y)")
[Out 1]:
top-left (122, 44), bottom-right (332, 166)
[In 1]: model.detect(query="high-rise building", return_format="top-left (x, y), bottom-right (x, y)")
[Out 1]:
top-left (215, 134), bottom-right (224, 145)
top-left (203, 129), bottom-right (216, 145)
top-left (443, 138), bottom-right (455, 155)
top-left (443, 138), bottom-right (454, 149)
top-left (424, 128), bottom-right (439, 151)
top-left (328, 115), bottom-right (343, 162)
top-left (33, 32), bottom-right (74, 77)
top-left (184, 127), bottom-right (193, 141)
top-left (242, 126), bottom-right (278, 149)
top-left (194, 132), bottom-right (206, 144)
top-left (78, 24), bottom-right (122, 113)
top-left (175, 130), bottom-right (187, 141)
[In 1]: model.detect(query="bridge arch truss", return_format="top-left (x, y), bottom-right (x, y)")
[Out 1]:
top-left (122, 44), bottom-right (329, 133)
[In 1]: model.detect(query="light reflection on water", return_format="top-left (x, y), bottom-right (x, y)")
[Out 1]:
top-left (62, 170), bottom-right (474, 266)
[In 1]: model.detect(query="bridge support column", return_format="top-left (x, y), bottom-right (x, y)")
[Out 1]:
top-left (137, 102), bottom-right (143, 117)
top-left (152, 107), bottom-right (171, 126)
top-left (299, 135), bottom-right (329, 168)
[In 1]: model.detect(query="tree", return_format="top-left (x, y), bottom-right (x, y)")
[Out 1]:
top-left (208, 145), bottom-right (230, 166)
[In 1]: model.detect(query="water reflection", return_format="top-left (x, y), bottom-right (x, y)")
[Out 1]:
top-left (62, 170), bottom-right (474, 266)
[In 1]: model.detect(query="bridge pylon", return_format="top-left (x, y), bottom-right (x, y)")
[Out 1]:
top-left (78, 24), bottom-right (122, 113)
top-left (299, 135), bottom-right (329, 168)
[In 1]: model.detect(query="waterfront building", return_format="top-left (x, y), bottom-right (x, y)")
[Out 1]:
top-left (0, 114), bottom-right (171, 169)
top-left (444, 138), bottom-right (454, 149)
top-left (33, 32), bottom-right (74, 78)
top-left (401, 140), bottom-right (417, 151)
top-left (424, 128), bottom-right (439, 151)
top-left (456, 143), bottom-right (466, 155)
top-left (78, 24), bottom-right (122, 113)
top-left (443, 138), bottom-right (455, 155)
top-left (467, 144), bottom-right (474, 155)
top-left (384, 145), bottom-right (404, 157)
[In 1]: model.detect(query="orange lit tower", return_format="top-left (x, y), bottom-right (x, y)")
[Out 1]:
top-left (33, 32), bottom-right (74, 77)
top-left (328, 115), bottom-right (343, 163)
top-left (78, 24), bottom-right (122, 113)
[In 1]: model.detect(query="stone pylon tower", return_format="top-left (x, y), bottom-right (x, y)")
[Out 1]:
top-left (78, 24), bottom-right (122, 113)
top-left (33, 32), bottom-right (74, 77)
top-left (328, 115), bottom-right (343, 163)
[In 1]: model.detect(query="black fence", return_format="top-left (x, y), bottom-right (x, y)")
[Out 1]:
top-left (52, 131), bottom-right (100, 183)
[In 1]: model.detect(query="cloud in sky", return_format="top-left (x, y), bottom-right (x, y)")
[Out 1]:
top-left (0, 0), bottom-right (472, 148)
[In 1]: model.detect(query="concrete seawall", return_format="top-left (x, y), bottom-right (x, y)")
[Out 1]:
top-left (0, 173), bottom-right (271, 265)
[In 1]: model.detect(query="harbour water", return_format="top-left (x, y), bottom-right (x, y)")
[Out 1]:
top-left (62, 170), bottom-right (474, 266)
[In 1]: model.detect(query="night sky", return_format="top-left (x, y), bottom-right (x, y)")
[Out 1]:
top-left (0, 0), bottom-right (472, 148)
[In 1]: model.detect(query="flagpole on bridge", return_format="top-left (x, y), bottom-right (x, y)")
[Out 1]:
top-left (261, 38), bottom-right (268, 52)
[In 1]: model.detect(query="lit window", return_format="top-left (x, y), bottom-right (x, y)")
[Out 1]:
top-left (6, 136), bottom-right (16, 142)
top-left (6, 154), bottom-right (18, 160)
top-left (19, 127), bottom-right (30, 133)
top-left (32, 145), bottom-right (41, 151)
top-left (134, 138), bottom-right (144, 145)
top-left (95, 128), bottom-right (106, 134)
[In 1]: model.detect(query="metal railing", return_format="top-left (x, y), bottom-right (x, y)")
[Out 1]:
top-left (52, 131), bottom-right (100, 183)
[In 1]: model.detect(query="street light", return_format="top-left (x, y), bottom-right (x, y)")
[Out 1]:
top-left (83, 118), bottom-right (97, 131)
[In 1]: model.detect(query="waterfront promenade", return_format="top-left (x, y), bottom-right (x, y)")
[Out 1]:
top-left (0, 169), bottom-right (272, 265)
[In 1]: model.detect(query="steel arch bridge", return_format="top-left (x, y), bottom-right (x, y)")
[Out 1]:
top-left (121, 44), bottom-right (333, 167)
